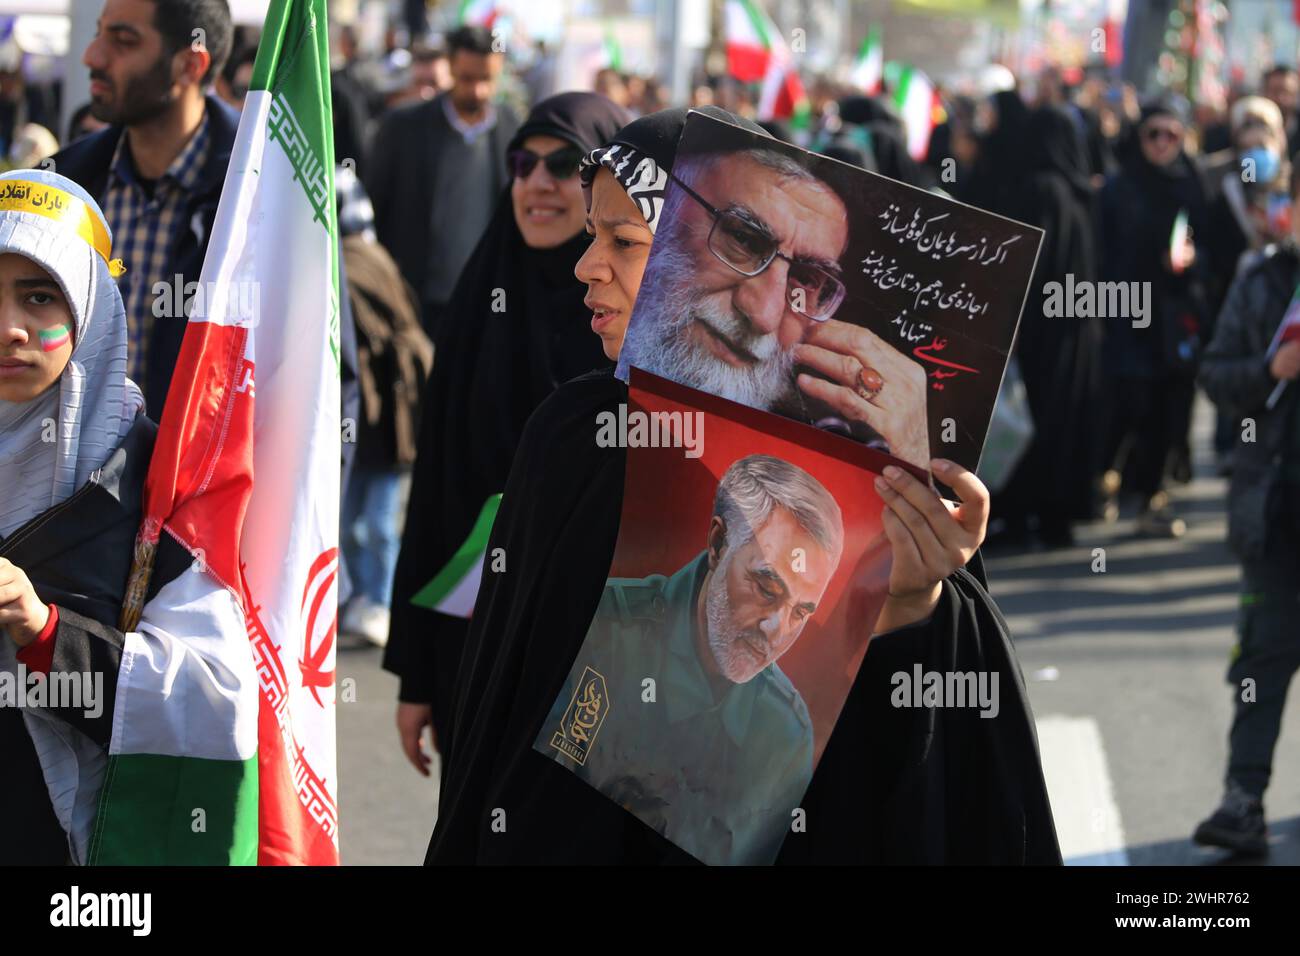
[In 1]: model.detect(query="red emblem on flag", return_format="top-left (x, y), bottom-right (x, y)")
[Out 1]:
top-left (299, 547), bottom-right (338, 707)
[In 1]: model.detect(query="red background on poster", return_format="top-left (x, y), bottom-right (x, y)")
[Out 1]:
top-left (612, 370), bottom-right (905, 760)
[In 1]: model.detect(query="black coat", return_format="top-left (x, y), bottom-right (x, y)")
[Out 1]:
top-left (1096, 152), bottom-right (1214, 380)
top-left (428, 370), bottom-right (1061, 865)
top-left (0, 415), bottom-right (193, 864)
top-left (1199, 244), bottom-right (1300, 559)
top-left (364, 94), bottom-right (519, 304)
top-left (380, 92), bottom-right (628, 738)
top-left (380, 195), bottom-right (608, 739)
top-left (998, 107), bottom-right (1103, 523)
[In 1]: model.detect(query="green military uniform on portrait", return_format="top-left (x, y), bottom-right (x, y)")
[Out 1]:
top-left (539, 551), bottom-right (815, 865)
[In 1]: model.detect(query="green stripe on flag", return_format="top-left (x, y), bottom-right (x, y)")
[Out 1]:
top-left (893, 65), bottom-right (915, 110)
top-left (89, 754), bottom-right (259, 865)
top-left (603, 24), bottom-right (623, 72)
top-left (250, 0), bottom-right (341, 378)
top-left (791, 98), bottom-right (812, 134)
top-left (740, 0), bottom-right (772, 49)
top-left (858, 25), bottom-right (880, 62)
top-left (411, 494), bottom-right (502, 610)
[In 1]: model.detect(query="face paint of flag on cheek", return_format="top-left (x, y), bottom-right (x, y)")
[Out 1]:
top-left (38, 325), bottom-right (70, 352)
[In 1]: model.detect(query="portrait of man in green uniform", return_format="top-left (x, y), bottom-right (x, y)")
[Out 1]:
top-left (539, 453), bottom-right (845, 864)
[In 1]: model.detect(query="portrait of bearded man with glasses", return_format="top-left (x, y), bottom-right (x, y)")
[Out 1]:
top-left (619, 143), bottom-right (932, 471)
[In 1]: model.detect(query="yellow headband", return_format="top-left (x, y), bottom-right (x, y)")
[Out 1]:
top-left (0, 179), bottom-right (126, 278)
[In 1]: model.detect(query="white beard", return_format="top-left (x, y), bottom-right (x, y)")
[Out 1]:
top-left (704, 552), bottom-right (770, 684)
top-left (625, 238), bottom-right (799, 410)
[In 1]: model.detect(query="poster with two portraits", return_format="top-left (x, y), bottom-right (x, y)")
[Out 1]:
top-left (535, 111), bottom-right (1043, 864)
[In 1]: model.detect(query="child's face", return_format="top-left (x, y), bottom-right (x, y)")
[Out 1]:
top-left (0, 253), bottom-right (74, 403)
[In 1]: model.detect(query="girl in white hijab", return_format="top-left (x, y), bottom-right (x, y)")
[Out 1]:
top-left (0, 169), bottom-right (141, 536)
top-left (0, 169), bottom-right (256, 865)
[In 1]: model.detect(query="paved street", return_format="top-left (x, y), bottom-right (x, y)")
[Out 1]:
top-left (335, 637), bottom-right (440, 865)
top-left (996, 398), bottom-right (1300, 866)
top-left (336, 398), bottom-right (1300, 866)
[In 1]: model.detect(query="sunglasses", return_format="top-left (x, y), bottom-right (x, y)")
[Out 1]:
top-left (507, 146), bottom-right (584, 181)
top-left (1143, 126), bottom-right (1182, 144)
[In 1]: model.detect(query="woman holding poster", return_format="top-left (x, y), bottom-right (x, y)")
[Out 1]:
top-left (427, 108), bottom-right (1059, 865)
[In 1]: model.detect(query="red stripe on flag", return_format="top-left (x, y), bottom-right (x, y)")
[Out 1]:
top-left (728, 44), bottom-right (771, 83)
top-left (772, 68), bottom-right (806, 120)
top-left (1105, 20), bottom-right (1122, 67)
top-left (245, 564), bottom-right (340, 865)
top-left (142, 321), bottom-right (253, 598)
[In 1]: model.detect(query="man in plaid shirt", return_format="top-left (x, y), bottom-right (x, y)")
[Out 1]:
top-left (49, 0), bottom-right (239, 417)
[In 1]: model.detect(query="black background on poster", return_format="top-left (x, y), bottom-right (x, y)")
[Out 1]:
top-left (620, 111), bottom-right (1044, 473)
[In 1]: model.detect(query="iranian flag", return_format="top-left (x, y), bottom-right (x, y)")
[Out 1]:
top-left (96, 0), bottom-right (340, 865)
top-left (850, 26), bottom-right (883, 95)
top-left (410, 494), bottom-right (501, 618)
top-left (725, 0), bottom-right (806, 121)
top-left (459, 0), bottom-right (499, 27)
top-left (893, 64), bottom-right (941, 160)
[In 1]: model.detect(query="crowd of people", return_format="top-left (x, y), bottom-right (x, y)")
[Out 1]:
top-left (2, 0), bottom-right (1299, 864)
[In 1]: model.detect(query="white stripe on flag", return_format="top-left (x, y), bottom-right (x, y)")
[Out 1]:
top-left (113, 565), bottom-right (259, 761)
top-left (435, 552), bottom-right (487, 619)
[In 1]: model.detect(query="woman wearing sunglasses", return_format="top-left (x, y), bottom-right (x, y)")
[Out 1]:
top-left (1097, 97), bottom-right (1213, 538)
top-left (384, 92), bottom-right (630, 775)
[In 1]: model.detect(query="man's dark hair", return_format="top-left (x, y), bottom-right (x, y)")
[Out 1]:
top-left (411, 40), bottom-right (447, 65)
top-left (1264, 65), bottom-right (1298, 85)
top-left (446, 25), bottom-right (496, 58)
top-left (151, 0), bottom-right (234, 87)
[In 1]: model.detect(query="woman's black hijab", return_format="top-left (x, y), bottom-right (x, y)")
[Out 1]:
top-left (963, 89), bottom-right (1033, 216)
top-left (442, 91), bottom-right (632, 393)
top-left (383, 92), bottom-right (629, 734)
top-left (1026, 104), bottom-right (1094, 205)
top-left (1126, 98), bottom-right (1208, 203)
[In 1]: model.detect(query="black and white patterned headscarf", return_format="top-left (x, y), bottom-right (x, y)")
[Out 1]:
top-left (580, 106), bottom-right (767, 235)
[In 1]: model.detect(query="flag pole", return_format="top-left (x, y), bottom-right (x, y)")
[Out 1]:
top-left (118, 519), bottom-right (161, 632)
